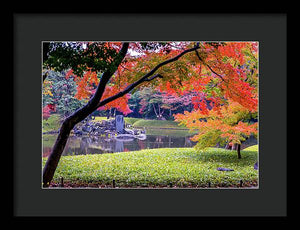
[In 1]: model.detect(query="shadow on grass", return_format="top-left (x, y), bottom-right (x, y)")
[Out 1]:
top-left (180, 148), bottom-right (258, 167)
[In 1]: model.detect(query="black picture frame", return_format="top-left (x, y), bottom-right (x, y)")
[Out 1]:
top-left (13, 12), bottom-right (287, 220)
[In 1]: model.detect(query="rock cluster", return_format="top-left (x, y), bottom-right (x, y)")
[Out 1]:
top-left (72, 119), bottom-right (115, 136)
top-left (71, 119), bottom-right (144, 137)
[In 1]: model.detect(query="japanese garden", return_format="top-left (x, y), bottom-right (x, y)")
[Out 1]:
top-left (42, 41), bottom-right (258, 188)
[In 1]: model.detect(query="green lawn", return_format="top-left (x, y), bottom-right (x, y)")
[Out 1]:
top-left (92, 116), bottom-right (109, 122)
top-left (124, 117), bottom-right (141, 125)
top-left (132, 119), bottom-right (185, 129)
top-left (93, 116), bottom-right (141, 126)
top-left (243, 145), bottom-right (258, 152)
top-left (42, 145), bottom-right (258, 188)
top-left (42, 114), bottom-right (62, 133)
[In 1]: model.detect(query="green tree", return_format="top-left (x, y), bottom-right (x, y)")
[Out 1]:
top-left (43, 70), bottom-right (87, 119)
top-left (138, 87), bottom-right (167, 119)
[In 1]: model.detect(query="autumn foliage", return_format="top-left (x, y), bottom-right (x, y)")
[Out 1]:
top-left (175, 100), bottom-right (258, 149)
top-left (170, 42), bottom-right (258, 149)
top-left (44, 41), bottom-right (258, 150)
top-left (42, 104), bottom-right (56, 120)
top-left (64, 67), bottom-right (133, 115)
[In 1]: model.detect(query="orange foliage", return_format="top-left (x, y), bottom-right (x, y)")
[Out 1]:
top-left (97, 85), bottom-right (132, 115)
top-left (65, 67), bottom-right (132, 115)
top-left (63, 42), bottom-right (258, 127)
top-left (175, 100), bottom-right (258, 146)
top-left (217, 42), bottom-right (247, 65)
top-left (157, 42), bottom-right (258, 115)
top-left (65, 68), bottom-right (99, 100)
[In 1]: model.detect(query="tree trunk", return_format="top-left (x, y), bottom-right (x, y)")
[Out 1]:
top-left (43, 84), bottom-right (110, 187)
top-left (42, 43), bottom-right (129, 187)
top-left (237, 144), bottom-right (241, 159)
top-left (42, 119), bottom-right (74, 186)
top-left (42, 42), bottom-right (201, 187)
top-left (42, 72), bottom-right (48, 82)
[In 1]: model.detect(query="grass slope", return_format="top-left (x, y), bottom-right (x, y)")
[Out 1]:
top-left (132, 119), bottom-right (184, 129)
top-left (243, 145), bottom-right (258, 152)
top-left (42, 146), bottom-right (258, 188)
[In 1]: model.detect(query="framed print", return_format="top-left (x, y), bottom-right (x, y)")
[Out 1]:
top-left (13, 13), bottom-right (287, 218)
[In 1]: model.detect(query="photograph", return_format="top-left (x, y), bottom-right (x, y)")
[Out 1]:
top-left (42, 41), bottom-right (259, 189)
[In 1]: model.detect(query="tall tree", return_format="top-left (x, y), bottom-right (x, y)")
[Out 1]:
top-left (42, 41), bottom-right (258, 186)
top-left (42, 42), bottom-right (129, 186)
top-left (138, 87), bottom-right (167, 119)
top-left (175, 100), bottom-right (258, 158)
top-left (173, 42), bottom-right (258, 158)
top-left (42, 42), bottom-right (202, 186)
top-left (43, 70), bottom-right (88, 119)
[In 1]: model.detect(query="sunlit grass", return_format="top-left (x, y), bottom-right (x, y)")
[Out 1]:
top-left (42, 147), bottom-right (258, 188)
top-left (124, 117), bottom-right (141, 125)
top-left (133, 119), bottom-right (186, 129)
top-left (92, 116), bottom-right (109, 122)
top-left (92, 116), bottom-right (141, 125)
top-left (243, 144), bottom-right (258, 152)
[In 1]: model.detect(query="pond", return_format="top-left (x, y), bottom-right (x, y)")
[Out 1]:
top-left (42, 132), bottom-right (257, 157)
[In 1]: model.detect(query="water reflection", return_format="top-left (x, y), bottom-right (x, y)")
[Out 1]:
top-left (42, 134), bottom-right (257, 157)
top-left (43, 135), bottom-right (197, 157)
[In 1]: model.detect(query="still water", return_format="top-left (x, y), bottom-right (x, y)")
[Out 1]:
top-left (42, 134), bottom-right (257, 157)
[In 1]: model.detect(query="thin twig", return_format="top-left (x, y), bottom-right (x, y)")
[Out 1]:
top-left (195, 49), bottom-right (225, 82)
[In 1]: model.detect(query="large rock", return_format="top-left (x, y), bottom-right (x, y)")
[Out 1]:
top-left (115, 115), bottom-right (124, 133)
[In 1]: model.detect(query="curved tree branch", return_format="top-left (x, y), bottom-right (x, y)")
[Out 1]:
top-left (195, 49), bottom-right (225, 82)
top-left (95, 43), bottom-right (201, 109)
top-left (65, 42), bottom-right (129, 124)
